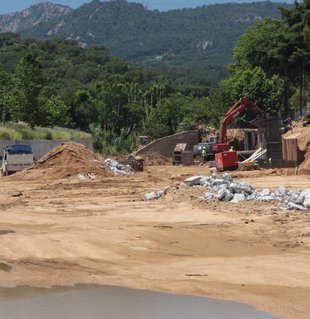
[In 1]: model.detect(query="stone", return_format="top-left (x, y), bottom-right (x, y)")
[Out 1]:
top-left (300, 189), bottom-right (310, 198)
top-left (211, 178), bottom-right (226, 186)
top-left (204, 192), bottom-right (215, 200)
top-left (11, 191), bottom-right (23, 197)
top-left (289, 194), bottom-right (304, 205)
top-left (275, 186), bottom-right (289, 197)
top-left (157, 190), bottom-right (165, 198)
top-left (223, 193), bottom-right (234, 202)
top-left (229, 182), bottom-right (242, 194)
top-left (231, 193), bottom-right (246, 203)
top-left (257, 195), bottom-right (276, 202)
top-left (240, 182), bottom-right (253, 195)
top-left (259, 188), bottom-right (271, 197)
top-left (145, 192), bottom-right (157, 201)
top-left (105, 159), bottom-right (132, 175)
top-left (303, 196), bottom-right (310, 209)
top-left (216, 188), bottom-right (228, 201)
top-left (287, 202), bottom-right (307, 210)
top-left (184, 176), bottom-right (202, 186)
top-left (201, 181), bottom-right (211, 187)
top-left (222, 172), bottom-right (232, 182)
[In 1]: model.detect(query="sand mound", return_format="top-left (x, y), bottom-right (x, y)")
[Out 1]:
top-left (23, 142), bottom-right (110, 180)
top-left (141, 153), bottom-right (171, 166)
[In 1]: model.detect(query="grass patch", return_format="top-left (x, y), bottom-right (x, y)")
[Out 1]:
top-left (0, 122), bottom-right (92, 141)
top-left (0, 262), bottom-right (12, 272)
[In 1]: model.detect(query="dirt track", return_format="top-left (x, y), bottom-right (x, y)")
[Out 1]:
top-left (0, 165), bottom-right (309, 319)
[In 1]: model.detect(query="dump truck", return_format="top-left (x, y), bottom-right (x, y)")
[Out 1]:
top-left (1, 144), bottom-right (34, 176)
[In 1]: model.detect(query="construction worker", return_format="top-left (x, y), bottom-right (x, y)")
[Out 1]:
top-left (201, 147), bottom-right (207, 164)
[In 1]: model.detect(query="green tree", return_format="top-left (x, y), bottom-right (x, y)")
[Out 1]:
top-left (0, 70), bottom-right (16, 123)
top-left (229, 19), bottom-right (292, 114)
top-left (279, 0), bottom-right (310, 115)
top-left (71, 89), bottom-right (98, 131)
top-left (142, 93), bottom-right (212, 138)
top-left (43, 95), bottom-right (72, 127)
top-left (14, 53), bottom-right (47, 127)
top-left (94, 75), bottom-right (128, 132)
top-left (222, 67), bottom-right (284, 119)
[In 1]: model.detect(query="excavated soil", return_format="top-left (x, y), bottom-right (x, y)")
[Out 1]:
top-left (141, 152), bottom-right (171, 166)
top-left (12, 142), bottom-right (111, 180)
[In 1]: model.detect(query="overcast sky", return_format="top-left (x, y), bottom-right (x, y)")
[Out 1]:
top-left (0, 0), bottom-right (291, 15)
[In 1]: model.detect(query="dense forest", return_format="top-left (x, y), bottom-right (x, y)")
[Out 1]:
top-left (14, 0), bottom-right (289, 87)
top-left (0, 0), bottom-right (309, 153)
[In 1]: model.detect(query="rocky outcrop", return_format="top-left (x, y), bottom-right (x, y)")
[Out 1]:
top-left (0, 2), bottom-right (72, 33)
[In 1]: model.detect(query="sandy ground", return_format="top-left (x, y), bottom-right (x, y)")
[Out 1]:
top-left (0, 165), bottom-right (309, 319)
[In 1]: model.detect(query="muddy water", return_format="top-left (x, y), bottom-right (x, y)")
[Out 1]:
top-left (0, 285), bottom-right (281, 319)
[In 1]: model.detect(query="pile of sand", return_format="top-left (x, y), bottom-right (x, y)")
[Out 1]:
top-left (141, 153), bottom-right (171, 166)
top-left (23, 142), bottom-right (110, 180)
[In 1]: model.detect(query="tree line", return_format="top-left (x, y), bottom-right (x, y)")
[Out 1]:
top-left (0, 0), bottom-right (309, 153)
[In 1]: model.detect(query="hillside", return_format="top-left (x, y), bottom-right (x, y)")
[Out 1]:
top-left (0, 0), bottom-right (289, 86)
top-left (0, 33), bottom-right (169, 133)
top-left (0, 2), bottom-right (72, 33)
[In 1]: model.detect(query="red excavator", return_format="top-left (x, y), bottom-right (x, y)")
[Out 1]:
top-left (193, 97), bottom-right (263, 160)
top-left (212, 97), bottom-right (263, 153)
top-left (213, 97), bottom-right (263, 170)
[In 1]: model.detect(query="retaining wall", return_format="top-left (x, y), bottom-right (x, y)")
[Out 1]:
top-left (0, 140), bottom-right (93, 161)
top-left (135, 130), bottom-right (200, 158)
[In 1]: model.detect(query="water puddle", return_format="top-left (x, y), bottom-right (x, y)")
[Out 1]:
top-left (0, 284), bottom-right (281, 319)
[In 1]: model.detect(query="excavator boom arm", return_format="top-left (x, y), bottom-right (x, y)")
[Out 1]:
top-left (218, 98), bottom-right (262, 144)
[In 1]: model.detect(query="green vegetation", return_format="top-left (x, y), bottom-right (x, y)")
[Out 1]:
top-left (218, 0), bottom-right (310, 119)
top-left (19, 0), bottom-right (288, 88)
top-left (0, 1), bottom-right (308, 153)
top-left (0, 34), bottom-right (221, 152)
top-left (0, 123), bottom-right (91, 140)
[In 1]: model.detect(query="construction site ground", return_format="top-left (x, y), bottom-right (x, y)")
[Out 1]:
top-left (0, 164), bottom-right (309, 319)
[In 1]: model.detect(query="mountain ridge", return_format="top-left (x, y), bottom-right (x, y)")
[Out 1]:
top-left (0, 0), bottom-right (290, 86)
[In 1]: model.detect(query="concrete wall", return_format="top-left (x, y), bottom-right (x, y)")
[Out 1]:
top-left (0, 140), bottom-right (93, 161)
top-left (135, 130), bottom-right (200, 158)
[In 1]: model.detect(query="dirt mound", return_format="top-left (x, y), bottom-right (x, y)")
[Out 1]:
top-left (21, 142), bottom-right (110, 180)
top-left (298, 148), bottom-right (310, 174)
top-left (141, 153), bottom-right (171, 166)
top-left (283, 122), bottom-right (310, 174)
top-left (296, 126), bottom-right (310, 174)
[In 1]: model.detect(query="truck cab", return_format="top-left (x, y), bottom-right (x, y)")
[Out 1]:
top-left (1, 144), bottom-right (34, 176)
